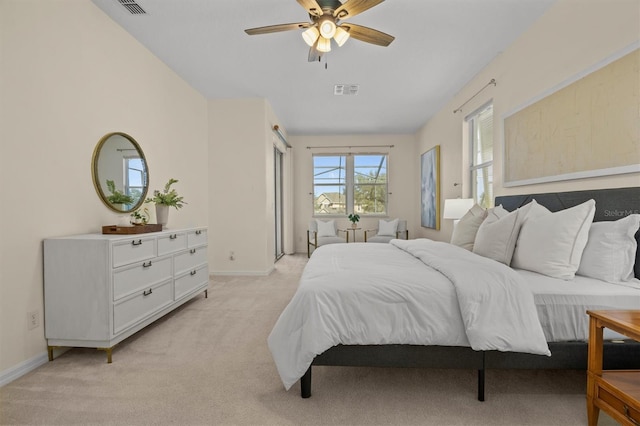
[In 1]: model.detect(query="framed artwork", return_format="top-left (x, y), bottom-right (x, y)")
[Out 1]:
top-left (503, 46), bottom-right (639, 187)
top-left (421, 145), bottom-right (440, 229)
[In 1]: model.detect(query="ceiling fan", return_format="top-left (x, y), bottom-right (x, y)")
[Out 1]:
top-left (244, 0), bottom-right (394, 62)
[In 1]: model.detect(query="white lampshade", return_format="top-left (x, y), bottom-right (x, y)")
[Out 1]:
top-left (319, 18), bottom-right (336, 39)
top-left (333, 26), bottom-right (350, 47)
top-left (443, 198), bottom-right (474, 220)
top-left (302, 26), bottom-right (319, 47)
top-left (316, 36), bottom-right (331, 53)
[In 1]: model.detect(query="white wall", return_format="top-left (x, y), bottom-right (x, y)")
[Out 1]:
top-left (0, 0), bottom-right (208, 378)
top-left (415, 0), bottom-right (640, 242)
top-left (208, 98), bottom-right (291, 275)
top-left (290, 134), bottom-right (417, 254)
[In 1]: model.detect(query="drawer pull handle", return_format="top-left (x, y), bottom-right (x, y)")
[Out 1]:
top-left (195, 230), bottom-right (202, 235)
top-left (624, 405), bottom-right (639, 426)
top-left (131, 239), bottom-right (142, 246)
top-left (143, 289), bottom-right (153, 296)
top-left (169, 234), bottom-right (177, 240)
top-left (143, 261), bottom-right (152, 268)
top-left (190, 270), bottom-right (197, 276)
top-left (190, 249), bottom-right (196, 254)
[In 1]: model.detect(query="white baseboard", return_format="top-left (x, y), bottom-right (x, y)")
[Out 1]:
top-left (210, 266), bottom-right (275, 277)
top-left (0, 351), bottom-right (49, 387)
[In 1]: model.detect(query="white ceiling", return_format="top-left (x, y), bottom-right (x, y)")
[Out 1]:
top-left (91, 0), bottom-right (555, 135)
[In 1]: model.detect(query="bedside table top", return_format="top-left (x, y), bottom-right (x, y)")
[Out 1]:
top-left (587, 310), bottom-right (640, 342)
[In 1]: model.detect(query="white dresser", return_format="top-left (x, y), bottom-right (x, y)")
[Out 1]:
top-left (44, 227), bottom-right (208, 362)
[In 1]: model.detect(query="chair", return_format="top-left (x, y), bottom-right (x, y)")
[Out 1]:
top-left (364, 219), bottom-right (408, 243)
top-left (307, 219), bottom-right (348, 257)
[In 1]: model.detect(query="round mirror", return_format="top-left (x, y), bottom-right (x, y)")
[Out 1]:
top-left (92, 132), bottom-right (149, 213)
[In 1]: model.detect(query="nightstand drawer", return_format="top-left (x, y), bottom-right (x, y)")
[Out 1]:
top-left (597, 374), bottom-right (640, 425)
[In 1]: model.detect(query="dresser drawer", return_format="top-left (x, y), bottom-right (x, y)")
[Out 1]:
top-left (174, 246), bottom-right (208, 276)
top-left (188, 229), bottom-right (207, 247)
top-left (113, 257), bottom-right (172, 301)
top-left (112, 237), bottom-right (156, 268)
top-left (113, 280), bottom-right (173, 335)
top-left (158, 232), bottom-right (188, 256)
top-left (175, 264), bottom-right (209, 300)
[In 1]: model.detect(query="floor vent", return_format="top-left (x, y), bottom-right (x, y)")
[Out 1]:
top-left (334, 84), bottom-right (359, 96)
top-left (117, 0), bottom-right (146, 15)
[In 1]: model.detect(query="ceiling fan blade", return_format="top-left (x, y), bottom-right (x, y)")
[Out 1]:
top-left (341, 23), bottom-right (394, 46)
top-left (297, 0), bottom-right (323, 17)
top-left (245, 22), bottom-right (311, 35)
top-left (334, 0), bottom-right (384, 20)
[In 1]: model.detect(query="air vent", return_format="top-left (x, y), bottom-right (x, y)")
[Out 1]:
top-left (117, 0), bottom-right (146, 15)
top-left (334, 84), bottom-right (359, 96)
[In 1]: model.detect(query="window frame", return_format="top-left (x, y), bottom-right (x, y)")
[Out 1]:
top-left (466, 102), bottom-right (494, 208)
top-left (312, 153), bottom-right (389, 218)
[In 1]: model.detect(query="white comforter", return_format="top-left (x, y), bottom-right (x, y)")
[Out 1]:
top-left (268, 239), bottom-right (550, 390)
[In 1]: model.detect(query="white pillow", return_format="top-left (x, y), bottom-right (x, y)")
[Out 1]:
top-left (511, 199), bottom-right (596, 279)
top-left (473, 205), bottom-right (521, 265)
top-left (577, 214), bottom-right (640, 283)
top-left (450, 204), bottom-right (487, 251)
top-left (316, 219), bottom-right (337, 237)
top-left (378, 219), bottom-right (399, 237)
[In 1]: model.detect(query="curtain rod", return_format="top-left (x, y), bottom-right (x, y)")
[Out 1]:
top-left (272, 125), bottom-right (291, 148)
top-left (306, 144), bottom-right (394, 149)
top-left (453, 78), bottom-right (496, 114)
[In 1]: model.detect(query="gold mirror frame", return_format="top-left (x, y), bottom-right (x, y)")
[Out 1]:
top-left (92, 132), bottom-right (149, 213)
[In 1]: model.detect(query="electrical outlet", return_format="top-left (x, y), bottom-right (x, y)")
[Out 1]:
top-left (28, 310), bottom-right (39, 330)
top-left (229, 251), bottom-right (235, 261)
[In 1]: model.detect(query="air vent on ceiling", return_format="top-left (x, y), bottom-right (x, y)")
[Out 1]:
top-left (334, 84), bottom-right (359, 96)
top-left (117, 0), bottom-right (146, 15)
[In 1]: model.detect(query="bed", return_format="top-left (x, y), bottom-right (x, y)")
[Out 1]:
top-left (268, 187), bottom-right (640, 400)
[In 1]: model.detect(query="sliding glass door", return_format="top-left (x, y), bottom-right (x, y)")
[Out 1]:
top-left (274, 146), bottom-right (284, 261)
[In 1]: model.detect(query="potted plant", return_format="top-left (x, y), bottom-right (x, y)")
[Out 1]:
top-left (105, 179), bottom-right (134, 206)
top-left (348, 213), bottom-right (360, 229)
top-left (130, 208), bottom-right (149, 225)
top-left (145, 178), bottom-right (186, 228)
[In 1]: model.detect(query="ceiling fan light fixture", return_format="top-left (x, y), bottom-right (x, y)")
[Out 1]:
top-left (302, 26), bottom-right (319, 47)
top-left (318, 18), bottom-right (336, 39)
top-left (317, 36), bottom-right (331, 53)
top-left (333, 26), bottom-right (350, 47)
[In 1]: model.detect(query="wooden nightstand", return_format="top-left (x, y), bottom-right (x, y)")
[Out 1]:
top-left (586, 310), bottom-right (640, 426)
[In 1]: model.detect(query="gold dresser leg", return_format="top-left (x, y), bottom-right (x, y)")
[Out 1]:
top-left (47, 346), bottom-right (55, 361)
top-left (98, 347), bottom-right (113, 363)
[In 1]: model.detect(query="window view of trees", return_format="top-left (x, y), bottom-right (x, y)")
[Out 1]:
top-left (313, 154), bottom-right (388, 216)
top-left (354, 155), bottom-right (387, 214)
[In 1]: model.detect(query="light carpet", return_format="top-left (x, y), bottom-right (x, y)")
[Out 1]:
top-left (0, 254), bottom-right (615, 425)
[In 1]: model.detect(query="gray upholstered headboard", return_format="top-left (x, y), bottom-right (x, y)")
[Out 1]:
top-left (495, 186), bottom-right (640, 280)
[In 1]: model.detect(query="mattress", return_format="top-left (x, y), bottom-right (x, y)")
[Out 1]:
top-left (269, 240), bottom-right (551, 389)
top-left (516, 269), bottom-right (640, 341)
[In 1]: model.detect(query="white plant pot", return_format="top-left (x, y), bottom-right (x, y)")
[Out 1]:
top-left (156, 205), bottom-right (170, 228)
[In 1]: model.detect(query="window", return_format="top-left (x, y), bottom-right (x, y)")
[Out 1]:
top-left (125, 157), bottom-right (146, 202)
top-left (467, 103), bottom-right (493, 208)
top-left (313, 154), bottom-right (388, 216)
